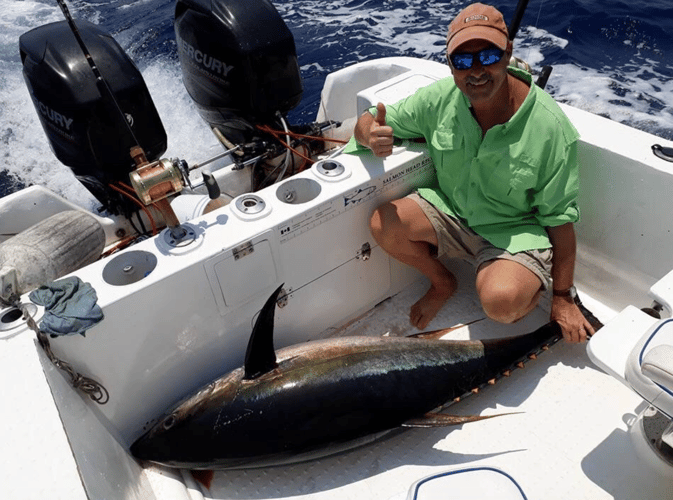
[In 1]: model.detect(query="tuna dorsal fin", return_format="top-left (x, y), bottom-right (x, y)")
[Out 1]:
top-left (401, 411), bottom-right (521, 428)
top-left (244, 284), bottom-right (284, 380)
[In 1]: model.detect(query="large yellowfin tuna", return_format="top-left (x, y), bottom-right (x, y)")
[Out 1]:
top-left (131, 285), bottom-right (578, 469)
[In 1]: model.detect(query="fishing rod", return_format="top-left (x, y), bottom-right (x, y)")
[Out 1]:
top-left (507, 0), bottom-right (553, 89)
top-left (54, 0), bottom-right (143, 155)
top-left (508, 0), bottom-right (530, 41)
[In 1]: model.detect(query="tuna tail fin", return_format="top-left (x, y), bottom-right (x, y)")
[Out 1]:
top-left (244, 284), bottom-right (284, 379)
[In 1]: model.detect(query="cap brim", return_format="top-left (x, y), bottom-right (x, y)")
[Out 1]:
top-left (447, 27), bottom-right (509, 54)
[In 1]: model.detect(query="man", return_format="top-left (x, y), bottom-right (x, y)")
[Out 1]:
top-left (354, 2), bottom-right (594, 343)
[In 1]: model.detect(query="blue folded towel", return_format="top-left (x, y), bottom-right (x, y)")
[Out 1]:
top-left (29, 276), bottom-right (104, 337)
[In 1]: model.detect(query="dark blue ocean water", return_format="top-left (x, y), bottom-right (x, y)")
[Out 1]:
top-left (1, 0), bottom-right (672, 205)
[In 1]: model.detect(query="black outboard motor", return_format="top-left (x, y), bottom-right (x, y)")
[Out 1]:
top-left (20, 21), bottom-right (167, 214)
top-left (174, 0), bottom-right (303, 146)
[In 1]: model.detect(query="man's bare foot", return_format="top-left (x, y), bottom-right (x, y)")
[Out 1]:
top-left (410, 274), bottom-right (457, 329)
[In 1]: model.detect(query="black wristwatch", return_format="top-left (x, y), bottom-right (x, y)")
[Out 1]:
top-left (553, 285), bottom-right (577, 300)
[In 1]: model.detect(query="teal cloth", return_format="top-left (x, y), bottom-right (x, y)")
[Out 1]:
top-left (29, 276), bottom-right (104, 337)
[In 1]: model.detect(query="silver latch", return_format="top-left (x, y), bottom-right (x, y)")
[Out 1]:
top-left (356, 242), bottom-right (371, 261)
top-left (233, 241), bottom-right (254, 261)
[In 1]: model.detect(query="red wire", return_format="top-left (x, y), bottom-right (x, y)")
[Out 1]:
top-left (257, 124), bottom-right (315, 164)
top-left (108, 182), bottom-right (158, 235)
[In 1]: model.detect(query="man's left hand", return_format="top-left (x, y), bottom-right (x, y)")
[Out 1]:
top-left (551, 295), bottom-right (595, 343)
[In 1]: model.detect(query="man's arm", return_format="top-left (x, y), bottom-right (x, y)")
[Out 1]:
top-left (547, 222), bottom-right (595, 342)
top-left (354, 102), bottom-right (394, 158)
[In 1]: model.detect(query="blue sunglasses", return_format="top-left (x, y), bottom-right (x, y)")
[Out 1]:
top-left (449, 48), bottom-right (505, 70)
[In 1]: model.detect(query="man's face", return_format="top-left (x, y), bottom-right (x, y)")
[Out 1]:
top-left (448, 39), bottom-right (512, 107)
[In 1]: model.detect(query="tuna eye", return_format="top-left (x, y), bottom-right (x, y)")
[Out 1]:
top-left (163, 415), bottom-right (176, 430)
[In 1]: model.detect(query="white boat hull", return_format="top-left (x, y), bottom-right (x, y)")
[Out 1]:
top-left (2, 57), bottom-right (673, 500)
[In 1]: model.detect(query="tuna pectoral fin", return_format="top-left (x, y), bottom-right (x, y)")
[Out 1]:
top-left (402, 411), bottom-right (520, 428)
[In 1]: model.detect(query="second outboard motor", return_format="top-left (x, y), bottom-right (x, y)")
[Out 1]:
top-left (20, 21), bottom-right (167, 214)
top-left (174, 0), bottom-right (303, 145)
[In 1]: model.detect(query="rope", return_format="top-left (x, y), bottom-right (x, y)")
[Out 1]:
top-left (19, 301), bottom-right (110, 405)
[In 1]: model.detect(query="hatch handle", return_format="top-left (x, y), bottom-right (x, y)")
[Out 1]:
top-left (652, 144), bottom-right (673, 163)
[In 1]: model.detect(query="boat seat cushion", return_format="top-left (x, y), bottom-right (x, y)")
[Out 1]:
top-left (626, 319), bottom-right (673, 417)
top-left (641, 345), bottom-right (673, 389)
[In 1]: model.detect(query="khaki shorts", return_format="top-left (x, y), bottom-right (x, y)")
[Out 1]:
top-left (409, 192), bottom-right (553, 290)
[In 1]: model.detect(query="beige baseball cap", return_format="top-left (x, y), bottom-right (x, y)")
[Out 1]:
top-left (446, 3), bottom-right (509, 54)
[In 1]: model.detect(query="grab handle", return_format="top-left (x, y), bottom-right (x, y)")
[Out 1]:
top-left (652, 144), bottom-right (673, 162)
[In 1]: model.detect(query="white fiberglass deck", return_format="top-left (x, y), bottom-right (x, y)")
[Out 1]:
top-left (144, 260), bottom-right (671, 500)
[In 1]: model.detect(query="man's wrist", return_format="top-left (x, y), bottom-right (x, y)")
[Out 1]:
top-left (552, 285), bottom-right (577, 299)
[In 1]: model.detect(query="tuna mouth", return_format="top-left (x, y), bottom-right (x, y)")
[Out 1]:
top-left (130, 434), bottom-right (157, 461)
top-left (131, 430), bottom-right (187, 465)
top-left (130, 438), bottom-right (147, 460)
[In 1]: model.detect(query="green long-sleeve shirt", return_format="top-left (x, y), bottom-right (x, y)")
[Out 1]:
top-left (373, 67), bottom-right (580, 253)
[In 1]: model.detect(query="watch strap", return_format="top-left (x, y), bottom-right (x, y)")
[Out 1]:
top-left (553, 285), bottom-right (576, 297)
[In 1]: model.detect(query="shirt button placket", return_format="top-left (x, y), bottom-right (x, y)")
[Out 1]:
top-left (467, 159), bottom-right (479, 217)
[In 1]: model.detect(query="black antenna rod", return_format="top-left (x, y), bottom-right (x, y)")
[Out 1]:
top-left (508, 0), bottom-right (531, 40)
top-left (54, 0), bottom-right (142, 152)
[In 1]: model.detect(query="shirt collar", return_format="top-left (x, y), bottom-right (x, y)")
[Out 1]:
top-left (506, 67), bottom-right (535, 128)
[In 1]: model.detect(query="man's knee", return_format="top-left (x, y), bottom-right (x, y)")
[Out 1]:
top-left (478, 282), bottom-right (540, 324)
top-left (479, 285), bottom-right (516, 323)
top-left (477, 260), bottom-right (542, 324)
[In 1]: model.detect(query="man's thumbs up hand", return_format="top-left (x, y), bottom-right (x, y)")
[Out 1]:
top-left (369, 102), bottom-right (393, 158)
top-left (374, 102), bottom-right (387, 126)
